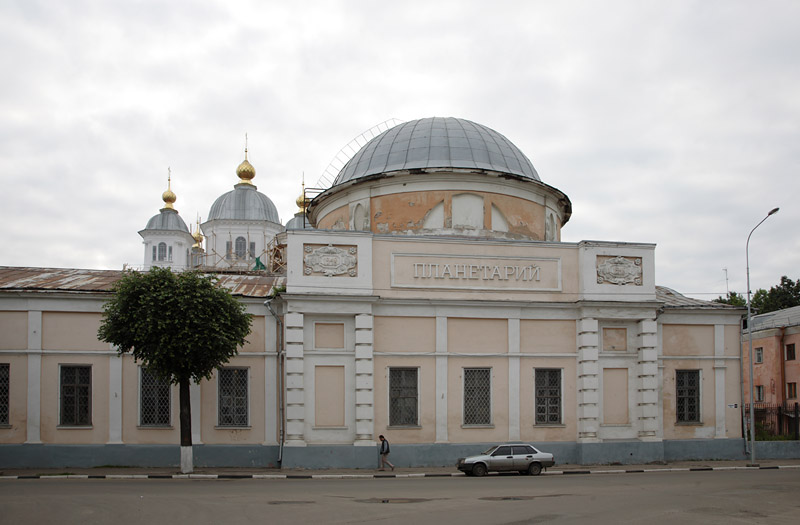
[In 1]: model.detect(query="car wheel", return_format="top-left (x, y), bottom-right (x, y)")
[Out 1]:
top-left (527, 462), bottom-right (542, 476)
top-left (472, 463), bottom-right (488, 477)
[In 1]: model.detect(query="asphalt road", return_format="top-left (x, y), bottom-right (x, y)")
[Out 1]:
top-left (1, 469), bottom-right (798, 524)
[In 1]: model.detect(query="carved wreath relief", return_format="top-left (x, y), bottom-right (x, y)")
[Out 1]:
top-left (596, 256), bottom-right (642, 286)
top-left (303, 244), bottom-right (357, 277)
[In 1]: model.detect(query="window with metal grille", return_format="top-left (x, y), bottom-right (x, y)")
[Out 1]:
top-left (755, 347), bottom-right (763, 364)
top-left (787, 344), bottom-right (796, 361)
top-left (463, 368), bottom-right (491, 426)
top-left (535, 369), bottom-right (562, 424)
top-left (389, 368), bottom-right (418, 426)
top-left (676, 369), bottom-right (700, 422)
top-left (235, 237), bottom-right (247, 259)
top-left (218, 368), bottom-right (248, 427)
top-left (0, 364), bottom-right (9, 425)
top-left (140, 367), bottom-right (171, 426)
top-left (60, 365), bottom-right (91, 426)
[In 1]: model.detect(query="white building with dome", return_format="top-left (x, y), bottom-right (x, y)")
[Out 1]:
top-left (0, 117), bottom-right (758, 470)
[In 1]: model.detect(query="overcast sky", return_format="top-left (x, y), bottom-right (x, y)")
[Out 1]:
top-left (1, 0), bottom-right (797, 299)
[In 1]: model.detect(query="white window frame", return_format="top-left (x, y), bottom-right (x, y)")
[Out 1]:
top-left (755, 347), bottom-right (763, 364)
top-left (138, 366), bottom-right (172, 428)
top-left (217, 367), bottom-right (250, 428)
top-left (533, 367), bottom-right (564, 426)
top-left (387, 367), bottom-right (420, 427)
top-left (462, 367), bottom-right (492, 427)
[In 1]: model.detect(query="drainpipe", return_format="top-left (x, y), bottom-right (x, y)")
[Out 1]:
top-left (739, 316), bottom-right (749, 456)
top-left (265, 297), bottom-right (285, 466)
top-left (779, 327), bottom-right (786, 405)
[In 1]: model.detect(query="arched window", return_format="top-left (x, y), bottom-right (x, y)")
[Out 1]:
top-left (157, 242), bottom-right (167, 261)
top-left (235, 237), bottom-right (247, 259)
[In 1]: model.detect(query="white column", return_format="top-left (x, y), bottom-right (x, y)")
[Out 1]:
top-left (26, 311), bottom-right (42, 444)
top-left (190, 381), bottom-right (202, 444)
top-left (435, 316), bottom-right (448, 443)
top-left (577, 317), bottom-right (600, 442)
top-left (107, 353), bottom-right (123, 443)
top-left (508, 318), bottom-right (520, 441)
top-left (284, 311), bottom-right (306, 446)
top-left (714, 324), bottom-right (726, 438)
top-left (637, 319), bottom-right (660, 441)
top-left (354, 313), bottom-right (374, 445)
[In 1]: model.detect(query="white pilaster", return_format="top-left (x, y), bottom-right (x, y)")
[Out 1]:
top-left (637, 319), bottom-right (660, 440)
top-left (577, 317), bottom-right (600, 442)
top-left (508, 318), bottom-right (520, 441)
top-left (354, 313), bottom-right (374, 445)
top-left (284, 310), bottom-right (306, 446)
top-left (26, 311), bottom-right (42, 444)
top-left (714, 324), bottom-right (726, 438)
top-left (108, 353), bottom-right (123, 444)
top-left (435, 316), bottom-right (448, 443)
top-left (190, 380), bottom-right (202, 444)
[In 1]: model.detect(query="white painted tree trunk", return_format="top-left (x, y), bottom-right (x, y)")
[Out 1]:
top-left (181, 445), bottom-right (194, 474)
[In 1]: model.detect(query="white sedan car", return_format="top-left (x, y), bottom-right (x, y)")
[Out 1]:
top-left (457, 444), bottom-right (555, 476)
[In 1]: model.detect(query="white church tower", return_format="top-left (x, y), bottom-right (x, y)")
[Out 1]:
top-left (138, 173), bottom-right (195, 270)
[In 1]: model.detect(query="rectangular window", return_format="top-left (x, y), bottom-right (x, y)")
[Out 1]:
top-left (218, 368), bottom-right (248, 427)
top-left (535, 368), bottom-right (562, 424)
top-left (755, 385), bottom-right (764, 402)
top-left (0, 364), bottom-right (9, 425)
top-left (676, 369), bottom-right (700, 423)
top-left (151, 245), bottom-right (156, 261)
top-left (787, 382), bottom-right (797, 399)
top-left (463, 368), bottom-right (491, 426)
top-left (389, 368), bottom-right (418, 426)
top-left (168, 246), bottom-right (173, 261)
top-left (225, 241), bottom-right (232, 261)
top-left (754, 347), bottom-right (763, 364)
top-left (249, 242), bottom-right (256, 258)
top-left (60, 365), bottom-right (91, 426)
top-left (787, 344), bottom-right (796, 361)
top-left (140, 367), bottom-right (171, 426)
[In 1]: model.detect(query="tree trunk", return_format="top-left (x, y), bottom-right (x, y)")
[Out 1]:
top-left (179, 377), bottom-right (193, 473)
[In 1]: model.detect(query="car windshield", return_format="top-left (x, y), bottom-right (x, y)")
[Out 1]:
top-left (482, 446), bottom-right (498, 455)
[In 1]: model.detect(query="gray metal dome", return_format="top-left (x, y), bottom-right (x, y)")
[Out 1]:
top-left (142, 209), bottom-right (190, 233)
top-left (207, 184), bottom-right (280, 223)
top-left (285, 212), bottom-right (312, 230)
top-left (333, 117), bottom-right (540, 185)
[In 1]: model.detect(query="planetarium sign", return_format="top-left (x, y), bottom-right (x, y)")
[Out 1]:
top-left (391, 253), bottom-right (561, 291)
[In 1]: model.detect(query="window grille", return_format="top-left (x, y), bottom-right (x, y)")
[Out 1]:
top-left (755, 347), bottom-right (763, 364)
top-left (61, 366), bottom-right (91, 426)
top-left (218, 368), bottom-right (248, 426)
top-left (676, 370), bottom-right (700, 422)
top-left (0, 364), bottom-right (9, 425)
top-left (463, 368), bottom-right (491, 425)
top-left (235, 237), bottom-right (247, 259)
top-left (140, 367), bottom-right (170, 426)
top-left (389, 368), bottom-right (418, 426)
top-left (535, 369), bottom-right (562, 424)
top-left (787, 344), bottom-right (796, 361)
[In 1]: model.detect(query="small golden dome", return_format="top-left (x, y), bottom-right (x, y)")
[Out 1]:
top-left (161, 170), bottom-right (176, 210)
top-left (296, 193), bottom-right (310, 212)
top-left (192, 220), bottom-right (204, 249)
top-left (236, 146), bottom-right (256, 184)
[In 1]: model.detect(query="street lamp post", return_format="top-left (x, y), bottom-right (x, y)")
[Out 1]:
top-left (745, 207), bottom-right (779, 466)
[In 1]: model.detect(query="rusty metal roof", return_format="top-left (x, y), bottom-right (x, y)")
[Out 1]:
top-left (656, 286), bottom-right (742, 310)
top-left (0, 267), bottom-right (284, 298)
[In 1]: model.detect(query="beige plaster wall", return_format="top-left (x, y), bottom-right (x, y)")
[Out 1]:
top-left (120, 356), bottom-right (179, 444)
top-left (602, 328), bottom-right (628, 352)
top-left (42, 312), bottom-right (108, 351)
top-left (314, 323), bottom-right (345, 349)
top-left (0, 356), bottom-right (28, 442)
top-left (316, 204), bottom-right (349, 230)
top-left (603, 368), bottom-right (629, 424)
top-left (373, 356), bottom-right (436, 443)
top-left (0, 311), bottom-right (27, 350)
top-left (314, 365), bottom-right (345, 427)
top-left (662, 360), bottom-right (716, 439)
top-left (724, 325), bottom-right (741, 357)
top-left (40, 354), bottom-right (110, 444)
top-left (241, 315), bottom-right (265, 353)
top-left (374, 317), bottom-right (435, 353)
top-left (519, 358), bottom-right (576, 442)
top-left (199, 356), bottom-right (265, 444)
top-left (447, 357), bottom-right (509, 442)
top-left (448, 318), bottom-right (508, 354)
top-left (662, 324), bottom-right (714, 357)
top-left (520, 320), bottom-right (576, 353)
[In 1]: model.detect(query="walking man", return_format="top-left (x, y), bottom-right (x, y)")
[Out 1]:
top-left (378, 434), bottom-right (395, 471)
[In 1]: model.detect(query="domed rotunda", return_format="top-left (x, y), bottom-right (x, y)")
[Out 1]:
top-left (308, 117), bottom-right (571, 242)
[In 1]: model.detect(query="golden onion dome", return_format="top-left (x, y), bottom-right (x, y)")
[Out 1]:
top-left (236, 148), bottom-right (256, 184)
top-left (161, 170), bottom-right (176, 210)
top-left (296, 193), bottom-right (310, 212)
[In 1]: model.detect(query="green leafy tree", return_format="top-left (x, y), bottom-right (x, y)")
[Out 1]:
top-left (98, 267), bottom-right (251, 473)
top-left (713, 291), bottom-right (747, 307)
top-left (750, 276), bottom-right (800, 314)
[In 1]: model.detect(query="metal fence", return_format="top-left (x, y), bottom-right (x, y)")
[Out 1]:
top-left (745, 402), bottom-right (800, 439)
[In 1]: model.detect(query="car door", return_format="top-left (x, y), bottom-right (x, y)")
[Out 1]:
top-left (488, 445), bottom-right (515, 471)
top-left (512, 445), bottom-right (535, 471)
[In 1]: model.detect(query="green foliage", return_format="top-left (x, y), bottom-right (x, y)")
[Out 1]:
top-left (713, 291), bottom-right (747, 307)
top-left (98, 267), bottom-right (252, 385)
top-left (750, 276), bottom-right (800, 315)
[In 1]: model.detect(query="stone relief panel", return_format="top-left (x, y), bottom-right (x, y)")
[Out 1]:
top-left (596, 255), bottom-right (642, 286)
top-left (303, 244), bottom-right (358, 277)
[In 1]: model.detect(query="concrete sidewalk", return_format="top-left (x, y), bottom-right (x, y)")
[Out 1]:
top-left (2, 458), bottom-right (799, 480)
